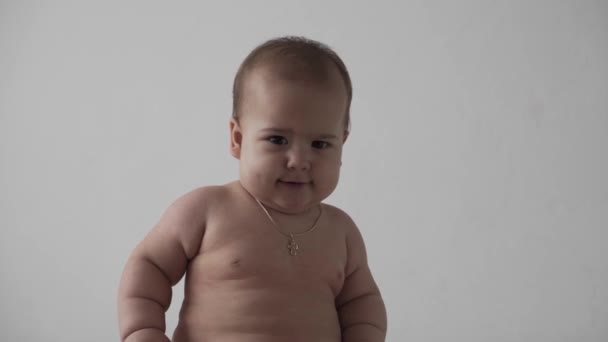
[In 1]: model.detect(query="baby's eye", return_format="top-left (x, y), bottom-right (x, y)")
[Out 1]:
top-left (268, 136), bottom-right (288, 145)
top-left (312, 141), bottom-right (330, 149)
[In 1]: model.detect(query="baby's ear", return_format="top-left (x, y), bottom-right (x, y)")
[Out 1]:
top-left (229, 118), bottom-right (243, 159)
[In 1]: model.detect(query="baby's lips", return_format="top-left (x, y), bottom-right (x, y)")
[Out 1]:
top-left (280, 180), bottom-right (310, 184)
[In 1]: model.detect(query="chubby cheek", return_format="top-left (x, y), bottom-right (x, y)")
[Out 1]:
top-left (314, 160), bottom-right (342, 192)
top-left (242, 150), bottom-right (280, 183)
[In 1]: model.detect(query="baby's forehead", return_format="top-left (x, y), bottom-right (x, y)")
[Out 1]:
top-left (244, 102), bottom-right (347, 136)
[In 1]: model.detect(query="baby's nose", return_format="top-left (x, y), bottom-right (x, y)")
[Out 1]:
top-left (286, 147), bottom-right (311, 170)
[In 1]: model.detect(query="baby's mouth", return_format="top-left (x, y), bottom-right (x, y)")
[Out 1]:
top-left (279, 180), bottom-right (310, 186)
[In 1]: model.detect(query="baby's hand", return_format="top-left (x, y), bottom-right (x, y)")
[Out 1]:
top-left (123, 328), bottom-right (171, 342)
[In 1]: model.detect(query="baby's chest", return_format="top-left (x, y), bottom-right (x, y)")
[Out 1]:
top-left (191, 219), bottom-right (347, 295)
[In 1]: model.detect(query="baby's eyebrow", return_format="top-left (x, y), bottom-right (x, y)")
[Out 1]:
top-left (259, 128), bottom-right (338, 140)
top-left (260, 127), bottom-right (292, 134)
top-left (317, 133), bottom-right (338, 140)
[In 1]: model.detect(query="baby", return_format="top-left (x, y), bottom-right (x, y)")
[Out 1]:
top-left (117, 36), bottom-right (387, 342)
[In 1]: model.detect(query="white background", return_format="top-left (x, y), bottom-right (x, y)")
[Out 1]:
top-left (1, 1), bottom-right (607, 341)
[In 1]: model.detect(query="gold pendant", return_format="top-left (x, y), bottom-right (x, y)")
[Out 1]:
top-left (287, 234), bottom-right (299, 256)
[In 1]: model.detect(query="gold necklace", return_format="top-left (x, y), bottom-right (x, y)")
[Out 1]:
top-left (254, 198), bottom-right (323, 256)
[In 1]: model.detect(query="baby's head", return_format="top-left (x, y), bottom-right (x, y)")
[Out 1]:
top-left (230, 36), bottom-right (352, 214)
top-left (232, 36), bottom-right (352, 132)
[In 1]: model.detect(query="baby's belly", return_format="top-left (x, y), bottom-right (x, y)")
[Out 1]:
top-left (172, 279), bottom-right (341, 342)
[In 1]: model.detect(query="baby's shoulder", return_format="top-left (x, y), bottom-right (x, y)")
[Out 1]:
top-left (172, 183), bottom-right (232, 210)
top-left (321, 203), bottom-right (358, 232)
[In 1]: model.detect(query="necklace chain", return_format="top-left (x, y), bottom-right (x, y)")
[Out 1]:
top-left (254, 198), bottom-right (323, 256)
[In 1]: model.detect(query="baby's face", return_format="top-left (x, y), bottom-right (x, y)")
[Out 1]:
top-left (231, 68), bottom-right (348, 214)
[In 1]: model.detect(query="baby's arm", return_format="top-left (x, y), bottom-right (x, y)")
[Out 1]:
top-left (117, 189), bottom-right (208, 342)
top-left (336, 218), bottom-right (387, 342)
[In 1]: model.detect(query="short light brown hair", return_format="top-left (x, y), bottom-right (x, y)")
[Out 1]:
top-left (232, 36), bottom-right (352, 132)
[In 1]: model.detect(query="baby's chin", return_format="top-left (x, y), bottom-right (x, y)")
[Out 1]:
top-left (238, 179), bottom-right (325, 214)
top-left (259, 196), bottom-right (320, 215)
top-left (279, 203), bottom-right (319, 215)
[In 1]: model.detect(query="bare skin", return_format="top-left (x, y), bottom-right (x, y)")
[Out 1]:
top-left (119, 52), bottom-right (386, 341)
top-left (118, 181), bottom-right (386, 342)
